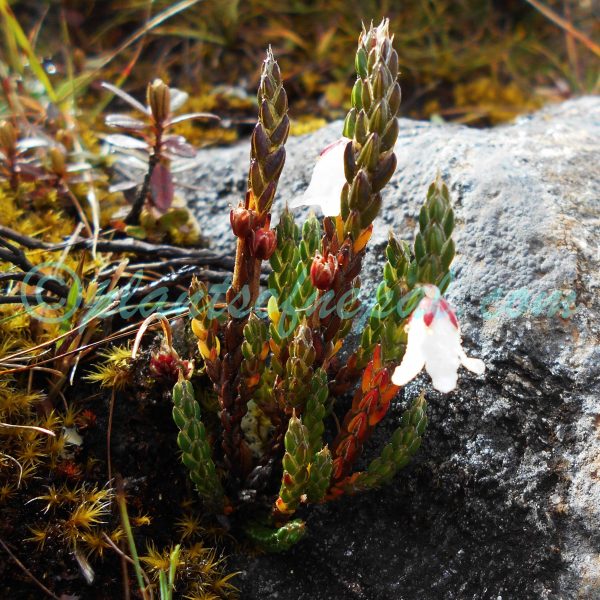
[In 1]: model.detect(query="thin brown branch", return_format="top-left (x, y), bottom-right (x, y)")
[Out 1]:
top-left (0, 224), bottom-right (234, 267)
top-left (125, 152), bottom-right (158, 226)
top-left (101, 533), bottom-right (153, 599)
top-left (0, 246), bottom-right (69, 298)
top-left (0, 538), bottom-right (60, 600)
top-left (0, 294), bottom-right (55, 304)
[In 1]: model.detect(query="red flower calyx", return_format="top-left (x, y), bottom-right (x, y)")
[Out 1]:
top-left (251, 226), bottom-right (277, 260)
top-left (230, 206), bottom-right (255, 238)
top-left (310, 252), bottom-right (338, 290)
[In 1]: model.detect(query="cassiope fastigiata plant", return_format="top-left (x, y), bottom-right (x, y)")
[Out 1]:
top-left (165, 19), bottom-right (485, 552)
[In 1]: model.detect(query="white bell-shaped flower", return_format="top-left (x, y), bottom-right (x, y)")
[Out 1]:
top-left (290, 137), bottom-right (350, 217)
top-left (392, 285), bottom-right (485, 393)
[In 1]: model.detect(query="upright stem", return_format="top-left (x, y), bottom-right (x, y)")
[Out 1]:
top-left (230, 223), bottom-right (261, 306)
top-left (219, 48), bottom-right (289, 484)
top-left (9, 153), bottom-right (18, 191)
top-left (125, 126), bottom-right (162, 226)
top-left (314, 20), bottom-right (401, 355)
top-left (117, 487), bottom-right (151, 600)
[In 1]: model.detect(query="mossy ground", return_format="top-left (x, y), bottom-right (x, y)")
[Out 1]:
top-left (0, 181), bottom-right (238, 597)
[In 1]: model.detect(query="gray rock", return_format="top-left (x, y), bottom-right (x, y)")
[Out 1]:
top-left (184, 97), bottom-right (600, 599)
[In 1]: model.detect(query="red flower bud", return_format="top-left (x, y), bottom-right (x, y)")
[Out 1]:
top-left (230, 207), bottom-right (254, 238)
top-left (251, 227), bottom-right (277, 260)
top-left (149, 352), bottom-right (193, 382)
top-left (310, 253), bottom-right (338, 290)
top-left (149, 352), bottom-right (178, 381)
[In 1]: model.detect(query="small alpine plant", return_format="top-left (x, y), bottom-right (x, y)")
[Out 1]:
top-left (166, 19), bottom-right (484, 551)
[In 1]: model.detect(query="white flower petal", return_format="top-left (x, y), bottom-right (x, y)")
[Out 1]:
top-left (393, 286), bottom-right (485, 393)
top-left (391, 318), bottom-right (427, 386)
top-left (459, 351), bottom-right (486, 375)
top-left (422, 318), bottom-right (461, 392)
top-left (391, 348), bottom-right (426, 387)
top-left (290, 138), bottom-right (349, 217)
top-left (428, 370), bottom-right (459, 394)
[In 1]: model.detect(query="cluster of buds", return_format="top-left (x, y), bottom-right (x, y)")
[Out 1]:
top-left (226, 46), bottom-right (289, 262)
top-left (230, 207), bottom-right (277, 260)
top-left (227, 46), bottom-right (289, 265)
top-left (230, 206), bottom-right (255, 238)
top-left (314, 219), bottom-right (363, 344)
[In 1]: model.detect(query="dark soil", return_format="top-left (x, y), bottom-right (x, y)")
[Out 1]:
top-left (0, 347), bottom-right (212, 599)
